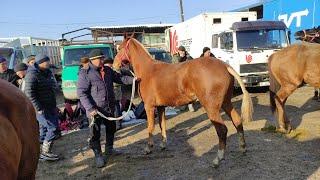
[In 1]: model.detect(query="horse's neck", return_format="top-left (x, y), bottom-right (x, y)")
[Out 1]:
top-left (130, 47), bottom-right (154, 78)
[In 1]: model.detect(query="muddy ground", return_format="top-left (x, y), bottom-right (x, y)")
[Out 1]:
top-left (36, 86), bottom-right (320, 180)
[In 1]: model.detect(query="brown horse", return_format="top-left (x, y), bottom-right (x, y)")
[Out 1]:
top-left (269, 42), bottom-right (320, 133)
top-left (0, 79), bottom-right (40, 179)
top-left (114, 37), bottom-right (253, 167)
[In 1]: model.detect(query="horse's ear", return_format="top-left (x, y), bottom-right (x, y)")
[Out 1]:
top-left (124, 32), bottom-right (130, 40)
top-left (130, 32), bottom-right (135, 38)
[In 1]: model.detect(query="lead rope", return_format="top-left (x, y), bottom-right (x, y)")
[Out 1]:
top-left (89, 70), bottom-right (137, 127)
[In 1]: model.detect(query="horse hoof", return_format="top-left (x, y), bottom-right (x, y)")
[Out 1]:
top-left (212, 158), bottom-right (224, 168)
top-left (277, 128), bottom-right (288, 134)
top-left (286, 125), bottom-right (293, 133)
top-left (144, 147), bottom-right (152, 155)
top-left (160, 142), bottom-right (167, 150)
top-left (240, 147), bottom-right (247, 154)
top-left (212, 159), bottom-right (220, 168)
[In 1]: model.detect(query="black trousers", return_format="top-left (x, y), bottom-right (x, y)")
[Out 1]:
top-left (89, 115), bottom-right (116, 151)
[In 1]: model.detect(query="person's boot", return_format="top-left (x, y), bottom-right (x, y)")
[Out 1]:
top-left (104, 145), bottom-right (122, 156)
top-left (92, 145), bottom-right (105, 168)
top-left (41, 141), bottom-right (59, 161)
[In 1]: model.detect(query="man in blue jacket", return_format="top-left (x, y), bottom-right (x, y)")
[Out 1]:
top-left (77, 49), bottom-right (133, 168)
top-left (24, 54), bottom-right (60, 161)
top-left (0, 56), bottom-right (19, 86)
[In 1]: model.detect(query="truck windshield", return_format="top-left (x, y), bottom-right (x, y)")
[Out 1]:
top-left (64, 47), bottom-right (112, 66)
top-left (236, 29), bottom-right (288, 50)
top-left (0, 48), bottom-right (13, 61)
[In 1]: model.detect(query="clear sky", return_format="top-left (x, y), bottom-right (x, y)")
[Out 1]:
top-left (0, 0), bottom-right (260, 39)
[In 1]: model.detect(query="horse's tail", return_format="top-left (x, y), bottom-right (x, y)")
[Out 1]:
top-left (226, 66), bottom-right (253, 123)
top-left (268, 55), bottom-right (281, 114)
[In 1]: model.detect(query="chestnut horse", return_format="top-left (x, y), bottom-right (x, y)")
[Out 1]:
top-left (114, 38), bottom-right (253, 167)
top-left (0, 79), bottom-right (40, 179)
top-left (269, 42), bottom-right (320, 133)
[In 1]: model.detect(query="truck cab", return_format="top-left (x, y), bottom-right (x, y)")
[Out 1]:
top-left (61, 43), bottom-right (114, 100)
top-left (212, 21), bottom-right (289, 87)
top-left (60, 28), bottom-right (115, 100)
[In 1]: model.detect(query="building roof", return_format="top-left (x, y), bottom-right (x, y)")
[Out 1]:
top-left (90, 24), bottom-right (174, 37)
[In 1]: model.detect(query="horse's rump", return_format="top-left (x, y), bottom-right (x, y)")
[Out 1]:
top-left (0, 80), bottom-right (39, 179)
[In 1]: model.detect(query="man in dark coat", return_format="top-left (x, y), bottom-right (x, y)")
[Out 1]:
top-left (172, 45), bottom-right (193, 63)
top-left (24, 54), bottom-right (60, 161)
top-left (77, 49), bottom-right (133, 168)
top-left (200, 47), bottom-right (216, 58)
top-left (14, 63), bottom-right (28, 91)
top-left (0, 56), bottom-right (19, 86)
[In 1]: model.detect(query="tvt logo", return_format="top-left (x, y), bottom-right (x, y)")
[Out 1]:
top-left (278, 9), bottom-right (309, 28)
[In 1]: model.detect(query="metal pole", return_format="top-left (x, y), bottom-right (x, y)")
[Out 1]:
top-left (179, 0), bottom-right (185, 22)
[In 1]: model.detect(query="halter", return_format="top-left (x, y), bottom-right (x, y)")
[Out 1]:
top-left (119, 38), bottom-right (132, 62)
top-left (301, 29), bottom-right (320, 42)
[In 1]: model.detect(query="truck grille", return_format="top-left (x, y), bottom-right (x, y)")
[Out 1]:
top-left (240, 63), bottom-right (268, 73)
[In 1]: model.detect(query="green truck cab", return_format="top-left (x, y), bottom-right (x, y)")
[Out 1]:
top-left (60, 28), bottom-right (114, 100)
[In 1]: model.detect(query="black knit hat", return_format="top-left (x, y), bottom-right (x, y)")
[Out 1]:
top-left (89, 49), bottom-right (105, 60)
top-left (178, 46), bottom-right (186, 51)
top-left (0, 56), bottom-right (7, 63)
top-left (203, 47), bottom-right (210, 54)
top-left (14, 63), bottom-right (28, 72)
top-left (35, 54), bottom-right (50, 64)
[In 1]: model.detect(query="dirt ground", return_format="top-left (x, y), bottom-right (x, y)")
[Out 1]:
top-left (36, 86), bottom-right (320, 180)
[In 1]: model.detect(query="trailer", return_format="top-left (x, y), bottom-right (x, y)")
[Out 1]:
top-left (0, 37), bottom-right (61, 76)
top-left (165, 12), bottom-right (258, 56)
top-left (232, 0), bottom-right (320, 43)
top-left (165, 12), bottom-right (289, 87)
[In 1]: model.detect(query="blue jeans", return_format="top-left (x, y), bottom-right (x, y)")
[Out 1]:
top-left (37, 109), bottom-right (59, 142)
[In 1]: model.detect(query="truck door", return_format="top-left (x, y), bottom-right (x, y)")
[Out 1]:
top-left (216, 32), bottom-right (234, 65)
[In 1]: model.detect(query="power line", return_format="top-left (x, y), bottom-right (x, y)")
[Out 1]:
top-left (0, 14), bottom-right (178, 26)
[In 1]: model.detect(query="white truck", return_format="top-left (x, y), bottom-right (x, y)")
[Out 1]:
top-left (165, 12), bottom-right (289, 87)
top-left (0, 37), bottom-right (61, 78)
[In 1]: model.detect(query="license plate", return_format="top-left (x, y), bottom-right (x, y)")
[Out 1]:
top-left (259, 81), bottom-right (270, 86)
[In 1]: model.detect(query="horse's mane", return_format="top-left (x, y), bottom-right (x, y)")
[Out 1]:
top-left (130, 38), bottom-right (153, 59)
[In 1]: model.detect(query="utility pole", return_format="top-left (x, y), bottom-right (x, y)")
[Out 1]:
top-left (179, 0), bottom-right (185, 22)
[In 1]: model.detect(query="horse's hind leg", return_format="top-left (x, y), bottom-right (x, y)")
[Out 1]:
top-left (144, 106), bottom-right (155, 154)
top-left (222, 100), bottom-right (246, 153)
top-left (157, 106), bottom-right (167, 150)
top-left (206, 108), bottom-right (228, 167)
top-left (275, 85), bottom-right (297, 133)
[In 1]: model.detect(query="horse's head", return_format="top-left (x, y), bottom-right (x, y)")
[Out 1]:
top-left (114, 36), bottom-right (133, 69)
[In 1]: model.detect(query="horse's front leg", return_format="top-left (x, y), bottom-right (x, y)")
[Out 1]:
top-left (144, 106), bottom-right (155, 154)
top-left (157, 106), bottom-right (167, 150)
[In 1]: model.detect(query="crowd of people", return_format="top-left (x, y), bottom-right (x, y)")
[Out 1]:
top-left (0, 54), bottom-right (61, 161)
top-left (0, 45), bottom-right (216, 168)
